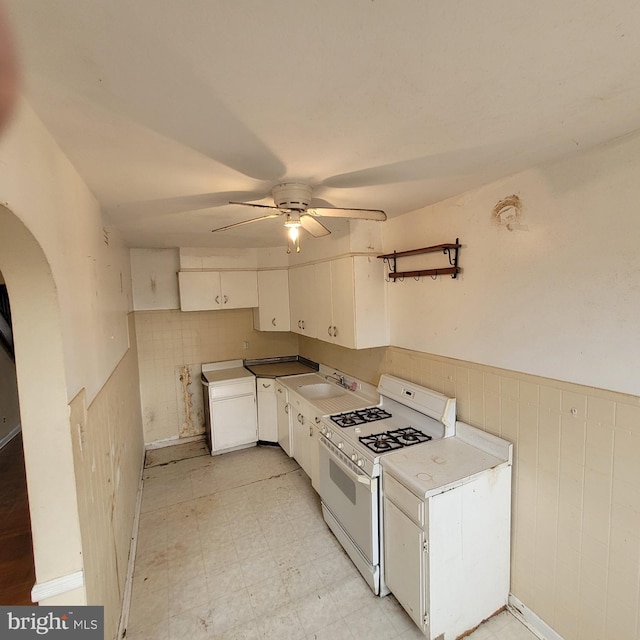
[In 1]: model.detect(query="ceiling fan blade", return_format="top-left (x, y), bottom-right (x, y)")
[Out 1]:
top-left (307, 207), bottom-right (387, 221)
top-left (300, 215), bottom-right (331, 238)
top-left (108, 191), bottom-right (266, 222)
top-left (212, 212), bottom-right (282, 233)
top-left (229, 201), bottom-right (285, 211)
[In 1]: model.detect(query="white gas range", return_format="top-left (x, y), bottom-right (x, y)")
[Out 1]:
top-left (317, 374), bottom-right (456, 596)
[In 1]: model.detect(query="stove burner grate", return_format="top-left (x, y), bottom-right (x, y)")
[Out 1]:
top-left (330, 406), bottom-right (392, 428)
top-left (359, 426), bottom-right (432, 453)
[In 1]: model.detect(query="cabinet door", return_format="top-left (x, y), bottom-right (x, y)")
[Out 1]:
top-left (256, 378), bottom-right (278, 442)
top-left (276, 384), bottom-right (292, 456)
top-left (178, 271), bottom-right (221, 311)
top-left (210, 394), bottom-right (257, 451)
top-left (309, 415), bottom-right (322, 492)
top-left (352, 256), bottom-right (388, 348)
top-left (253, 270), bottom-right (290, 331)
top-left (383, 497), bottom-right (426, 630)
top-left (220, 271), bottom-right (258, 309)
top-left (289, 264), bottom-right (316, 337)
top-left (330, 257), bottom-right (356, 348)
top-left (314, 261), bottom-right (334, 342)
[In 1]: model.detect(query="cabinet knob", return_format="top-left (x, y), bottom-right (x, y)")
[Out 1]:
top-left (333, 326), bottom-right (338, 337)
top-left (215, 295), bottom-right (220, 304)
top-left (262, 383), bottom-right (271, 389)
top-left (328, 326), bottom-right (332, 336)
top-left (298, 320), bottom-right (302, 329)
top-left (223, 294), bottom-right (229, 304)
top-left (272, 317), bottom-right (277, 327)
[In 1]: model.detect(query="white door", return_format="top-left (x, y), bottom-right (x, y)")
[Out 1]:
top-left (210, 394), bottom-right (257, 451)
top-left (220, 271), bottom-right (258, 309)
top-left (383, 497), bottom-right (426, 630)
top-left (178, 271), bottom-right (220, 310)
top-left (276, 385), bottom-right (292, 456)
top-left (289, 264), bottom-right (316, 336)
top-left (330, 257), bottom-right (356, 348)
top-left (254, 270), bottom-right (290, 331)
top-left (256, 378), bottom-right (277, 442)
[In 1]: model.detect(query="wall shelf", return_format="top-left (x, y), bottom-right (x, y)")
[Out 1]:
top-left (377, 239), bottom-right (461, 281)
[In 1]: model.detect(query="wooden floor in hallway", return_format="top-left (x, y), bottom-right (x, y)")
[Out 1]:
top-left (0, 433), bottom-right (35, 605)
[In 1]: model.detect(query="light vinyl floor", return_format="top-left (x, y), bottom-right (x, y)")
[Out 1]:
top-left (126, 444), bottom-right (538, 640)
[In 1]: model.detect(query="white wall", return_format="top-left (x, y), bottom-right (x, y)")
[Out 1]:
top-left (0, 100), bottom-right (132, 402)
top-left (383, 131), bottom-right (640, 396)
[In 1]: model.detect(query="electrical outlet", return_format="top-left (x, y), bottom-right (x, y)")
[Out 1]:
top-left (243, 341), bottom-right (249, 350)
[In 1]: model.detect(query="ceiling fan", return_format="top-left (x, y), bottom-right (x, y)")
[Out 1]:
top-left (211, 182), bottom-right (387, 252)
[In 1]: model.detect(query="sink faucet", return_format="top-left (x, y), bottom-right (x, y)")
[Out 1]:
top-left (326, 372), bottom-right (347, 388)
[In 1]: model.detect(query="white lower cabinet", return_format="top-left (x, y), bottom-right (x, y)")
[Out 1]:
top-left (288, 392), bottom-right (321, 489)
top-left (275, 382), bottom-right (291, 456)
top-left (383, 467), bottom-right (511, 640)
top-left (384, 491), bottom-right (427, 629)
top-left (208, 382), bottom-right (258, 453)
top-left (256, 378), bottom-right (277, 442)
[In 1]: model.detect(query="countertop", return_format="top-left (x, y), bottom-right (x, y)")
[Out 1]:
top-left (244, 356), bottom-right (319, 378)
top-left (201, 366), bottom-right (254, 385)
top-left (381, 435), bottom-right (509, 499)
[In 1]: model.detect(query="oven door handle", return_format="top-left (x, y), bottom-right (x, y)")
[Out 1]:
top-left (320, 438), bottom-right (374, 489)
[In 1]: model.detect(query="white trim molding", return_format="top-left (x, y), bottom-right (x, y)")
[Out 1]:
top-left (31, 570), bottom-right (84, 603)
top-left (508, 594), bottom-right (564, 640)
top-left (117, 448), bottom-right (146, 640)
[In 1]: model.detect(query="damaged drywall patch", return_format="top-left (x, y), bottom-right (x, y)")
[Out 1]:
top-left (177, 364), bottom-right (205, 437)
top-left (492, 195), bottom-right (526, 231)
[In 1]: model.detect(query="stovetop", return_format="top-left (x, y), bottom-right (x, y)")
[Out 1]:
top-left (359, 427), bottom-right (432, 453)
top-left (329, 407), bottom-right (392, 428)
top-left (321, 397), bottom-right (447, 477)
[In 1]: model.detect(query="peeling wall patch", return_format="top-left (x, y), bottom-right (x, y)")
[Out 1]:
top-left (492, 195), bottom-right (525, 231)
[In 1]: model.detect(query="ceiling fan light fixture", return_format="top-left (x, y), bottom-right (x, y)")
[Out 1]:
top-left (284, 213), bottom-right (301, 253)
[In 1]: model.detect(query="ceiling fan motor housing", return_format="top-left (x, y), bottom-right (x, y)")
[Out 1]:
top-left (271, 183), bottom-right (313, 210)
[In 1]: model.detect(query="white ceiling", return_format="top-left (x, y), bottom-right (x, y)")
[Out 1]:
top-left (6, 1), bottom-right (640, 248)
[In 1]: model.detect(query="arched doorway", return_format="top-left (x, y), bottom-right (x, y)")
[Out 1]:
top-left (0, 273), bottom-right (34, 604)
top-left (0, 205), bottom-right (85, 604)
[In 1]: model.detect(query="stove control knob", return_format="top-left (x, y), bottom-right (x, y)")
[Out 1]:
top-left (326, 432), bottom-right (332, 440)
top-left (357, 459), bottom-right (365, 468)
top-left (351, 453), bottom-right (357, 461)
top-left (337, 442), bottom-right (344, 450)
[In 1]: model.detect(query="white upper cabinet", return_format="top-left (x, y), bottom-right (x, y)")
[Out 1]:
top-left (314, 256), bottom-right (387, 349)
top-left (289, 264), bottom-right (317, 337)
top-left (178, 270), bottom-right (258, 311)
top-left (253, 270), bottom-right (291, 331)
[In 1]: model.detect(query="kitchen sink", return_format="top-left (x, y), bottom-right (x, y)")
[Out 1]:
top-left (296, 382), bottom-right (347, 400)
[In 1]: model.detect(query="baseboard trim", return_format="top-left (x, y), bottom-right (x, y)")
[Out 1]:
top-left (144, 433), bottom-right (205, 450)
top-left (508, 594), bottom-right (564, 640)
top-left (0, 424), bottom-right (21, 450)
top-left (31, 570), bottom-right (84, 603)
top-left (117, 448), bottom-right (146, 639)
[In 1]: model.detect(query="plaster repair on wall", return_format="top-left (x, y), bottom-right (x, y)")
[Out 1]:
top-left (492, 195), bottom-right (527, 231)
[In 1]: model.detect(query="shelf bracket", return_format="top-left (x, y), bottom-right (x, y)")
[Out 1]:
top-left (443, 237), bottom-right (460, 278)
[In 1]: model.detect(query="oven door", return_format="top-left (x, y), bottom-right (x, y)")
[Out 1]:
top-left (318, 437), bottom-right (378, 565)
